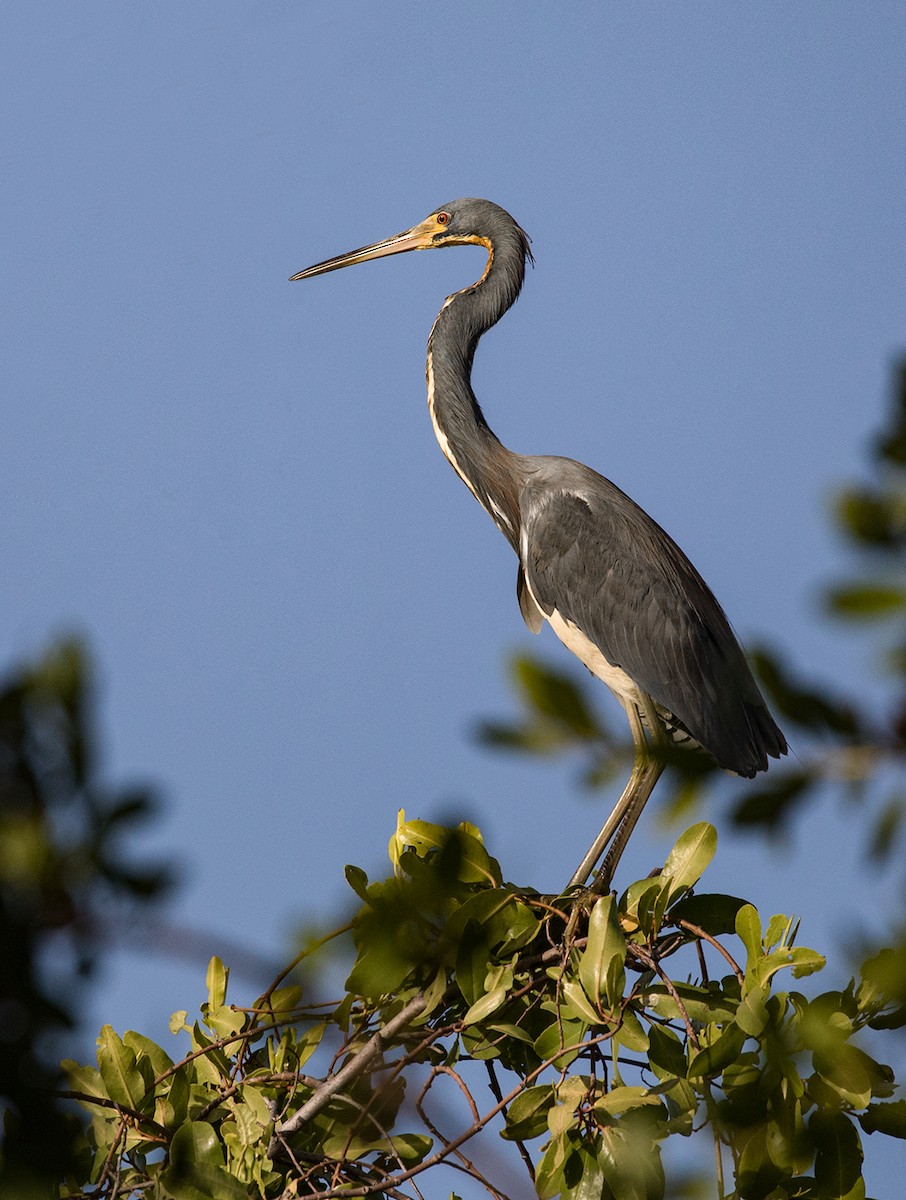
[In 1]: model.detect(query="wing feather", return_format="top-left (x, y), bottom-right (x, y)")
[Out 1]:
top-left (518, 460), bottom-right (786, 776)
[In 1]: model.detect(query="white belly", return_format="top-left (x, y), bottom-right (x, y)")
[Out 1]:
top-left (546, 608), bottom-right (644, 715)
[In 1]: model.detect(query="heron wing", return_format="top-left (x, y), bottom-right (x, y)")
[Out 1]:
top-left (518, 461), bottom-right (785, 776)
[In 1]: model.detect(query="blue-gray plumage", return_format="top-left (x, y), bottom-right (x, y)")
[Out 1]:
top-left (291, 198), bottom-right (787, 888)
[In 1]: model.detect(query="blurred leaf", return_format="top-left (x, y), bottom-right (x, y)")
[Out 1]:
top-left (857, 1100), bottom-right (906, 1139)
top-left (875, 361), bottom-right (906, 465)
top-left (826, 582), bottom-right (906, 620)
top-left (860, 943), bottom-right (906, 1006)
top-left (867, 798), bottom-right (904, 862)
top-left (750, 648), bottom-right (860, 736)
top-left (835, 487), bottom-right (906, 549)
top-left (731, 771), bottom-right (813, 832)
top-left (810, 1110), bottom-right (864, 1199)
top-left (511, 655), bottom-right (599, 737)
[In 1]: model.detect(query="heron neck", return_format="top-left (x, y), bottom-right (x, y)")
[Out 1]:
top-left (425, 245), bottom-right (526, 547)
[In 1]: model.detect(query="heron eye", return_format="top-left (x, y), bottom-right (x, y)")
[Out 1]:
top-left (436, 212), bottom-right (450, 225)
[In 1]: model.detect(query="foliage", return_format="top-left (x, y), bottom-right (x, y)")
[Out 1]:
top-left (62, 817), bottom-right (905, 1199)
top-left (0, 640), bottom-right (172, 1196)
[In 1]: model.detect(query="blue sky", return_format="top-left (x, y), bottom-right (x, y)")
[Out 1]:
top-left (3, 1), bottom-right (905, 1185)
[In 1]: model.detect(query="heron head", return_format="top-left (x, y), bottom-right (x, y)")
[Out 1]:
top-left (290, 198), bottom-right (532, 281)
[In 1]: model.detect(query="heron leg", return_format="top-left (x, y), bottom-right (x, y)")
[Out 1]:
top-left (567, 696), bottom-right (665, 890)
top-left (589, 694), bottom-right (666, 893)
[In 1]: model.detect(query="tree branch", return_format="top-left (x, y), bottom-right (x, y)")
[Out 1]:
top-left (270, 991), bottom-right (426, 1152)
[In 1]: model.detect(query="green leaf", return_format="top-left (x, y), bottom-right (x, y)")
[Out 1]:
top-left (159, 1162), bottom-right (249, 1200)
top-left (462, 985), bottom-right (508, 1026)
top-left (500, 1084), bottom-right (555, 1141)
top-left (736, 982), bottom-right (770, 1036)
top-left (857, 1099), bottom-right (906, 1139)
top-left (267, 985), bottom-right (303, 1014)
top-left (735, 904), bottom-right (762, 966)
top-left (597, 1120), bottom-right (666, 1200)
top-left (533, 1014), bottom-right (587, 1070)
top-left (568, 1143), bottom-right (607, 1200)
top-left (123, 1030), bottom-right (175, 1079)
top-left (647, 1025), bottom-right (686, 1080)
top-left (661, 822), bottom-right (717, 897)
top-left (578, 895), bottom-right (626, 1008)
top-left (205, 1004), bottom-right (246, 1042)
top-left (455, 921), bottom-right (490, 1006)
top-left (205, 956), bottom-right (228, 1010)
top-left (188, 1022), bottom-right (230, 1086)
top-left (639, 981), bottom-right (737, 1024)
top-left (227, 1098), bottom-right (264, 1148)
top-left (621, 876), bottom-right (665, 938)
top-left (373, 1133), bottom-right (432, 1162)
top-left (169, 1010), bottom-right (189, 1034)
top-left (687, 1023), bottom-right (747, 1078)
top-left (344, 863), bottom-right (369, 900)
top-left (535, 1130), bottom-right (570, 1200)
top-left (614, 1008), bottom-right (649, 1053)
top-left (169, 1120), bottom-right (224, 1167)
top-left (445, 888), bottom-right (540, 954)
top-left (97, 1025), bottom-right (147, 1111)
top-left (346, 931), bottom-right (418, 999)
top-left (240, 1082), bottom-right (274, 1130)
top-left (668, 892), bottom-right (747, 935)
top-left (813, 1044), bottom-right (892, 1109)
top-left (62, 1059), bottom-right (107, 1105)
top-left (751, 945), bottom-right (826, 988)
top-left (736, 1126), bottom-right (785, 1200)
top-left (789, 947), bottom-right (827, 979)
top-left (389, 813), bottom-right (501, 884)
top-left (811, 1109), bottom-right (864, 1198)
top-left (560, 977), bottom-right (603, 1025)
top-left (593, 1085), bottom-right (663, 1117)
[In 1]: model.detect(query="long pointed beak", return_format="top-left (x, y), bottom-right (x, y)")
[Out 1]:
top-left (290, 219), bottom-right (438, 281)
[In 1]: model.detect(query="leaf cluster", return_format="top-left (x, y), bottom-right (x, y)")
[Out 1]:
top-left (62, 819), bottom-right (905, 1199)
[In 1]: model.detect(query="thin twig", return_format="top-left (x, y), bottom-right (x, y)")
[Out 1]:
top-left (485, 1060), bottom-right (535, 1183)
top-left (629, 945), bottom-right (700, 1051)
top-left (676, 918), bottom-right (745, 984)
top-left (294, 1026), bottom-right (622, 1199)
top-left (415, 1069), bottom-right (508, 1199)
top-left (57, 1091), bottom-right (169, 1139)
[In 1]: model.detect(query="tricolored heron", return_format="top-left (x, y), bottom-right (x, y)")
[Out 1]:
top-left (291, 199), bottom-right (787, 888)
